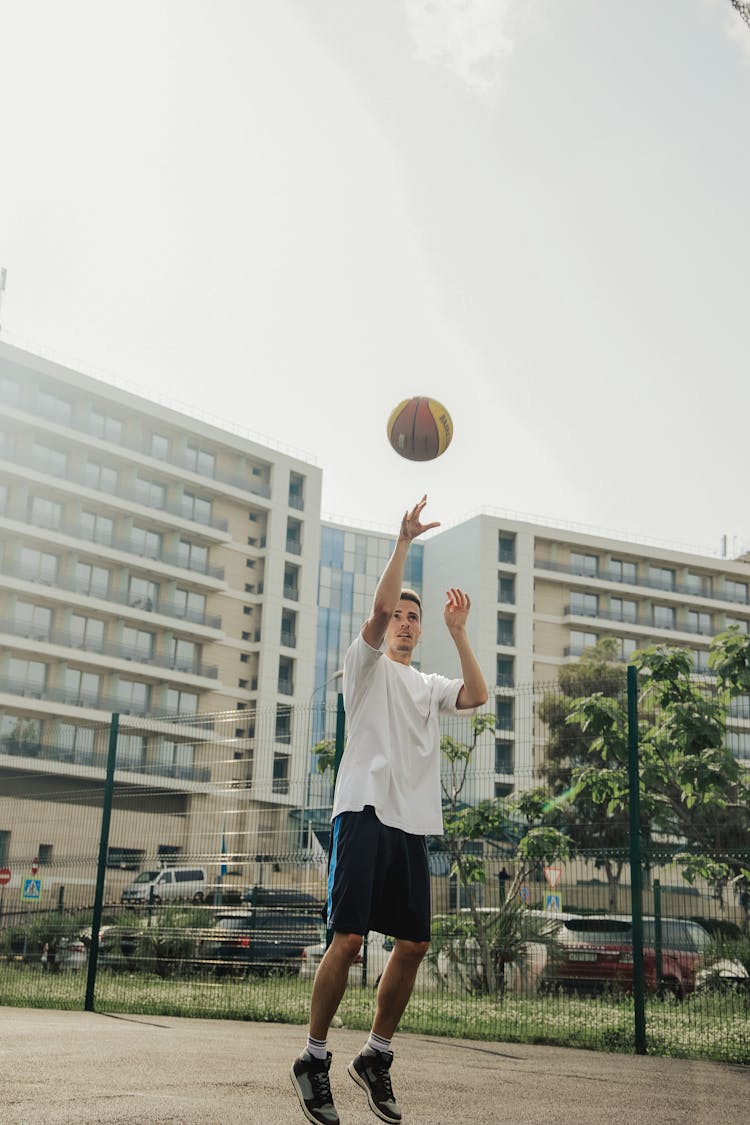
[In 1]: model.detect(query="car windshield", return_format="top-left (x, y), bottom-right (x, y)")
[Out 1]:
top-left (214, 916), bottom-right (252, 932)
top-left (132, 871), bottom-right (160, 884)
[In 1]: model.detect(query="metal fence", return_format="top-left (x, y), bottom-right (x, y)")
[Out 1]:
top-left (1, 673), bottom-right (748, 1064)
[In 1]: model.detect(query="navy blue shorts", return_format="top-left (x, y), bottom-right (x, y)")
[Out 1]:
top-left (326, 806), bottom-right (431, 942)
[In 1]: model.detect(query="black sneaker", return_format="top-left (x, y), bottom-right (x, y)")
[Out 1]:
top-left (348, 1046), bottom-right (402, 1124)
top-left (290, 1050), bottom-right (339, 1125)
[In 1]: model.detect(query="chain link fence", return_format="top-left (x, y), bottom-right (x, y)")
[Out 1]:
top-left (1, 676), bottom-right (748, 1063)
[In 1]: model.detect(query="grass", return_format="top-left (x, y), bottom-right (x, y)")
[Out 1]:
top-left (1, 964), bottom-right (748, 1065)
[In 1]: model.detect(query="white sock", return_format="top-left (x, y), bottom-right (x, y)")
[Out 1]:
top-left (307, 1035), bottom-right (328, 1060)
top-left (366, 1031), bottom-right (392, 1055)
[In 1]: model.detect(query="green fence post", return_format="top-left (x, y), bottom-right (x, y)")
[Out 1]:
top-left (627, 666), bottom-right (647, 1054)
top-left (653, 878), bottom-right (664, 998)
top-left (85, 713), bottom-right (119, 1012)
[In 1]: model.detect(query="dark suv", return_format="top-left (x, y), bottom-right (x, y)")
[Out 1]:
top-left (197, 887), bottom-right (324, 976)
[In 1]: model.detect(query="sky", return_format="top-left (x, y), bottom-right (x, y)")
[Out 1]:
top-left (1, 0), bottom-right (749, 557)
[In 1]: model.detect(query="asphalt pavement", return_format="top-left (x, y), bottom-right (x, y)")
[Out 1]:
top-left (0, 1006), bottom-right (747, 1125)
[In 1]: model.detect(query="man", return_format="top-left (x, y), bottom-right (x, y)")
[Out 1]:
top-left (291, 496), bottom-right (488, 1125)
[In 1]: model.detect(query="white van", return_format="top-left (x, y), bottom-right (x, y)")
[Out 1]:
top-left (120, 866), bottom-right (208, 905)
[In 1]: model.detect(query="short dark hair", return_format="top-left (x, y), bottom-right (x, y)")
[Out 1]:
top-left (399, 589), bottom-right (422, 617)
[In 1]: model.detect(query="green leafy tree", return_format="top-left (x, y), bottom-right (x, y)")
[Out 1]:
top-left (565, 629), bottom-right (750, 915)
top-left (538, 637), bottom-right (628, 910)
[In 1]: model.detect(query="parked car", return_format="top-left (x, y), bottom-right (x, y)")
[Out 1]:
top-left (300, 930), bottom-right (395, 988)
top-left (121, 866), bottom-right (208, 906)
top-left (55, 934), bottom-right (88, 971)
top-left (198, 893), bottom-right (325, 976)
top-left (542, 913), bottom-right (748, 999)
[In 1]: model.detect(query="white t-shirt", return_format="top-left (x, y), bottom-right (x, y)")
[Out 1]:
top-left (331, 633), bottom-right (466, 836)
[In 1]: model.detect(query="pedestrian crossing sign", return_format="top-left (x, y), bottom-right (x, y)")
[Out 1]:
top-left (22, 878), bottom-right (42, 902)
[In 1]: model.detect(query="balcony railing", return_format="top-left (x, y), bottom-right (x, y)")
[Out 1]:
top-left (0, 558), bottom-right (222, 629)
top-left (0, 617), bottom-right (218, 678)
top-left (0, 736), bottom-right (210, 782)
top-left (538, 558), bottom-right (749, 606)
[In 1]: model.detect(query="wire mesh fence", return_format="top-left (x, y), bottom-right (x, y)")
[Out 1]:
top-left (1, 676), bottom-right (748, 1063)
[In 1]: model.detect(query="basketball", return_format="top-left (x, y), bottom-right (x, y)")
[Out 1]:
top-left (386, 397), bottom-right (453, 462)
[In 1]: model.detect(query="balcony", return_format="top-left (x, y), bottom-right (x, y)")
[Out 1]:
top-left (0, 558), bottom-right (222, 629)
top-left (0, 736), bottom-right (210, 782)
top-left (538, 558), bottom-right (749, 606)
top-left (0, 617), bottom-right (218, 678)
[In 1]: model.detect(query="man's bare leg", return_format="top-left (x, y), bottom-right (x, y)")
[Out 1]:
top-left (371, 938), bottom-right (429, 1039)
top-left (309, 931), bottom-right (363, 1039)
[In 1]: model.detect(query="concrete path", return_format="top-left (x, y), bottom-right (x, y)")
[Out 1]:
top-left (0, 1006), bottom-right (746, 1124)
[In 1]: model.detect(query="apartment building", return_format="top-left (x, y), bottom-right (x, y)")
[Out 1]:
top-left (421, 514), bottom-right (750, 799)
top-left (0, 340), bottom-right (322, 876)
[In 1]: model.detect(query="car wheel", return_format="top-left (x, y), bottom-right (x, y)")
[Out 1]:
top-left (660, 977), bottom-right (683, 1002)
top-left (192, 892), bottom-right (204, 904)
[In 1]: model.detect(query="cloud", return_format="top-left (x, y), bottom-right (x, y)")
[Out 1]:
top-left (404, 0), bottom-right (523, 91)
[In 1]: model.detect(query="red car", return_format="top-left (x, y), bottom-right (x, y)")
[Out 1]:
top-left (543, 914), bottom-right (747, 1000)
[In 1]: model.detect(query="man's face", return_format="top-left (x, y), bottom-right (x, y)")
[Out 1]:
top-left (384, 598), bottom-right (422, 664)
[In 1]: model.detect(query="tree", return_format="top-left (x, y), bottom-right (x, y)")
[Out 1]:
top-left (564, 629), bottom-right (750, 912)
top-left (538, 637), bottom-right (628, 910)
top-left (438, 713), bottom-right (570, 995)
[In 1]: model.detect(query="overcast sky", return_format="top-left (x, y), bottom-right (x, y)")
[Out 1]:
top-left (1, 0), bottom-right (749, 556)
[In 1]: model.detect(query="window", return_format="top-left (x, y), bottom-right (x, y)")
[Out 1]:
top-left (653, 605), bottom-right (676, 629)
top-left (128, 576), bottom-right (158, 611)
top-left (63, 668), bottom-right (100, 707)
top-left (497, 614), bottom-right (514, 647)
top-left (106, 846), bottom-right (145, 870)
top-left (134, 477), bottom-right (166, 508)
top-left (610, 558), bottom-right (637, 585)
top-left (281, 609), bottom-right (297, 647)
top-left (729, 695), bottom-right (750, 721)
top-left (273, 754), bottom-right (290, 794)
top-left (0, 374), bottom-right (21, 405)
top-left (498, 576), bottom-right (515, 604)
top-left (117, 732), bottom-right (146, 768)
top-left (495, 739), bottom-right (514, 773)
top-left (275, 705), bottom-right (292, 743)
top-left (38, 844), bottom-right (53, 866)
top-left (569, 630), bottom-right (597, 655)
top-left (84, 460), bottom-right (118, 494)
top-left (56, 723), bottom-right (95, 764)
top-left (570, 592), bottom-right (598, 617)
top-left (70, 614), bottom-right (105, 650)
top-left (151, 433), bottom-right (170, 459)
top-left (571, 552), bottom-right (598, 577)
top-left (278, 656), bottom-right (295, 696)
top-left (289, 471), bottom-right (305, 510)
top-left (131, 525), bottom-right (162, 559)
top-left (172, 638), bottom-right (197, 672)
top-left (687, 610), bottom-right (711, 635)
top-left (0, 482), bottom-right (7, 513)
top-left (648, 565), bottom-right (675, 591)
top-left (14, 601), bottom-right (52, 639)
top-left (727, 731), bottom-right (750, 759)
top-left (685, 572), bottom-right (711, 597)
top-left (20, 547), bottom-right (58, 584)
top-left (496, 656), bottom-right (514, 688)
top-left (611, 597), bottom-right (637, 624)
top-left (726, 617), bottom-right (749, 634)
top-left (181, 491), bottom-right (212, 524)
top-left (9, 658), bottom-right (47, 695)
top-left (177, 539), bottom-right (208, 572)
top-left (166, 687), bottom-right (199, 716)
top-left (76, 561), bottom-right (110, 599)
top-left (498, 533), bottom-right (516, 564)
top-left (90, 409), bottom-right (123, 443)
top-left (122, 626), bottom-right (155, 660)
top-left (37, 389), bottom-right (72, 425)
top-left (31, 441), bottom-right (67, 476)
top-left (185, 444), bottom-right (215, 477)
top-left (284, 563), bottom-right (300, 601)
top-left (725, 580), bottom-right (748, 605)
top-left (693, 649), bottom-right (711, 673)
top-left (80, 509), bottom-right (114, 545)
top-left (30, 495), bottom-right (63, 530)
top-left (496, 698), bottom-right (514, 731)
top-left (286, 517), bottom-right (302, 555)
top-left (173, 587), bottom-right (205, 621)
top-left (616, 637), bottom-right (638, 662)
top-left (117, 680), bottom-right (149, 713)
top-left (0, 830), bottom-right (9, 864)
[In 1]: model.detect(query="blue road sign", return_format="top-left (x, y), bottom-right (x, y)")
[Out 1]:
top-left (22, 878), bottom-right (42, 902)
